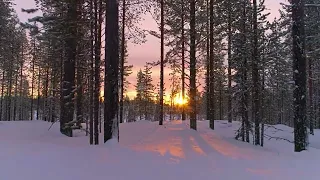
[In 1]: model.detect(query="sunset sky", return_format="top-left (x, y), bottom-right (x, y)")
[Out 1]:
top-left (13, 0), bottom-right (286, 99)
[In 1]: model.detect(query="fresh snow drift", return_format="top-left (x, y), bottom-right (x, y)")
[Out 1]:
top-left (1, 120), bottom-right (319, 180)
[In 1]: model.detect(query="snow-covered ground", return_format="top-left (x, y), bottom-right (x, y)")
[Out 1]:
top-left (0, 120), bottom-right (319, 180)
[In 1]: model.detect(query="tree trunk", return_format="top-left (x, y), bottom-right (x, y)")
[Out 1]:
top-left (159, 0), bottom-right (164, 125)
top-left (261, 36), bottom-right (266, 147)
top-left (206, 0), bottom-right (210, 121)
top-left (7, 61), bottom-right (13, 121)
top-left (119, 0), bottom-right (126, 124)
top-left (252, 0), bottom-right (260, 145)
top-left (0, 71), bottom-right (4, 121)
top-left (13, 73), bottom-right (18, 121)
top-left (292, 0), bottom-right (307, 152)
top-left (31, 36), bottom-right (35, 121)
top-left (189, 0), bottom-right (197, 130)
top-left (227, 0), bottom-right (232, 123)
top-left (60, 0), bottom-right (78, 137)
top-left (181, 0), bottom-right (186, 121)
top-left (19, 50), bottom-right (24, 120)
top-left (209, 0), bottom-right (214, 130)
top-left (308, 57), bottom-right (314, 135)
top-left (44, 67), bottom-right (49, 121)
top-left (240, 0), bottom-right (249, 143)
top-left (36, 66), bottom-right (41, 120)
top-left (89, 0), bottom-right (94, 144)
top-left (219, 78), bottom-right (222, 120)
top-left (104, 0), bottom-right (119, 142)
top-left (94, 0), bottom-right (102, 145)
top-left (51, 70), bottom-right (56, 123)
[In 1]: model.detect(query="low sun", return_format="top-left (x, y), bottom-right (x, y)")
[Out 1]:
top-left (173, 95), bottom-right (188, 105)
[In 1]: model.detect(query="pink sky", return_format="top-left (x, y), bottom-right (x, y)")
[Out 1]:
top-left (14, 0), bottom-right (285, 98)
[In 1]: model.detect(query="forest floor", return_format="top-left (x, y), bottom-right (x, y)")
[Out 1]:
top-left (0, 119), bottom-right (319, 180)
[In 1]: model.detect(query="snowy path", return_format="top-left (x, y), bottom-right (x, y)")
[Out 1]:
top-left (1, 120), bottom-right (320, 180)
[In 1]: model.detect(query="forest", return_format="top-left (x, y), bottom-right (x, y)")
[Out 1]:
top-left (0, 0), bottom-right (318, 154)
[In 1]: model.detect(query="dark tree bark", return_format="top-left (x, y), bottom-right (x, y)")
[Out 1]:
top-left (206, 0), bottom-right (210, 121)
top-left (292, 0), bottom-right (307, 152)
top-left (227, 0), bottom-right (232, 123)
top-left (51, 70), bottom-right (57, 123)
top-left (31, 36), bottom-right (35, 121)
top-left (159, 0), bottom-right (164, 125)
top-left (219, 78), bottom-right (222, 120)
top-left (260, 35), bottom-right (266, 147)
top-left (252, 0), bottom-right (260, 145)
top-left (94, 0), bottom-right (102, 145)
top-left (44, 67), bottom-right (49, 121)
top-left (104, 0), bottom-right (119, 142)
top-left (19, 44), bottom-right (24, 120)
top-left (308, 57), bottom-right (314, 135)
top-left (209, 0), bottom-right (214, 130)
top-left (0, 71), bottom-right (4, 121)
top-left (7, 52), bottom-right (13, 121)
top-left (89, 0), bottom-right (94, 144)
top-left (189, 0), bottom-right (197, 130)
top-left (240, 0), bottom-right (249, 143)
top-left (60, 0), bottom-right (78, 137)
top-left (181, 0), bottom-right (186, 121)
top-left (119, 0), bottom-right (126, 124)
top-left (13, 72), bottom-right (18, 121)
top-left (59, 49), bottom-right (63, 125)
top-left (36, 65), bottom-right (41, 120)
top-left (76, 64), bottom-right (83, 128)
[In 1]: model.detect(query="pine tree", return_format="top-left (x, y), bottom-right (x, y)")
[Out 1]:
top-left (93, 0), bottom-right (102, 145)
top-left (292, 0), bottom-right (307, 152)
top-left (189, 0), bottom-right (197, 130)
top-left (252, 0), bottom-right (261, 145)
top-left (159, 0), bottom-right (164, 125)
top-left (104, 0), bottom-right (120, 142)
top-left (135, 70), bottom-right (145, 120)
top-left (119, 0), bottom-right (126, 124)
top-left (208, 0), bottom-right (214, 130)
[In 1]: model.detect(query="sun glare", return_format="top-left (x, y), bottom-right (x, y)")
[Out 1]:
top-left (173, 94), bottom-right (188, 105)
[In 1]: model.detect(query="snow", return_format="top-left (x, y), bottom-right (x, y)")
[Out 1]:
top-left (1, 120), bottom-right (320, 180)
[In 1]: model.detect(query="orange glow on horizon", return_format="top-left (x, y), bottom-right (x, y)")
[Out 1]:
top-left (100, 89), bottom-right (189, 106)
top-left (172, 94), bottom-right (188, 105)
